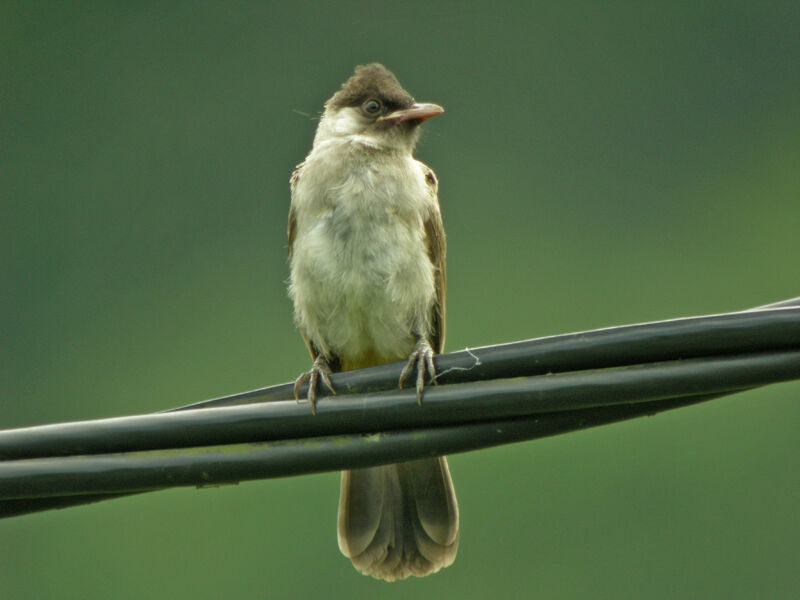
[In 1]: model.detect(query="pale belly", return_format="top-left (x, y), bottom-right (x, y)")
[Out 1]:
top-left (290, 208), bottom-right (435, 365)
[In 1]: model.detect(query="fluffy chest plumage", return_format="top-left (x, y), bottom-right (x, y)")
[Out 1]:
top-left (289, 144), bottom-right (437, 363)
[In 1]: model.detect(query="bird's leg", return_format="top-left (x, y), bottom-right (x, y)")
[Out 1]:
top-left (398, 337), bottom-right (437, 405)
top-left (293, 355), bottom-right (335, 415)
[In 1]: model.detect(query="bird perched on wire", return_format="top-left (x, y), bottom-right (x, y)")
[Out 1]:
top-left (287, 63), bottom-right (458, 581)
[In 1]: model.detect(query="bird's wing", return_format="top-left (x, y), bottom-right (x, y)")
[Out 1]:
top-left (420, 163), bottom-right (446, 354)
top-left (288, 161), bottom-right (320, 362)
top-left (287, 161), bottom-right (303, 261)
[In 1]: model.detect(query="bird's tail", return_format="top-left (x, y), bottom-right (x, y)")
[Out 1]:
top-left (337, 457), bottom-right (459, 581)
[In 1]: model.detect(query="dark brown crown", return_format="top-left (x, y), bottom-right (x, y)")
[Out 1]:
top-left (327, 63), bottom-right (414, 111)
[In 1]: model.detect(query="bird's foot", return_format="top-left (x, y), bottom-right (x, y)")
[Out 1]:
top-left (398, 338), bottom-right (437, 405)
top-left (294, 355), bottom-right (335, 415)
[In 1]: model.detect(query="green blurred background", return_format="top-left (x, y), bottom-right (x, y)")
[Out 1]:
top-left (3, 2), bottom-right (799, 598)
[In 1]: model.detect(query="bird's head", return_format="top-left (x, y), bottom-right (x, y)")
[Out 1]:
top-left (313, 63), bottom-right (443, 153)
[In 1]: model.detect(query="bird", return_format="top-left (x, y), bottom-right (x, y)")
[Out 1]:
top-left (287, 63), bottom-right (458, 581)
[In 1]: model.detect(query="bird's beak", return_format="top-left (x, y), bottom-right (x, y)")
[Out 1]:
top-left (378, 102), bottom-right (444, 124)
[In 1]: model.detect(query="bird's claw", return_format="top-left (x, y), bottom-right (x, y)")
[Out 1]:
top-left (294, 355), bottom-right (335, 415)
top-left (398, 338), bottom-right (437, 405)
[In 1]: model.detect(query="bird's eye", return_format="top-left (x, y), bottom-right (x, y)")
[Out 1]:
top-left (362, 99), bottom-right (382, 115)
